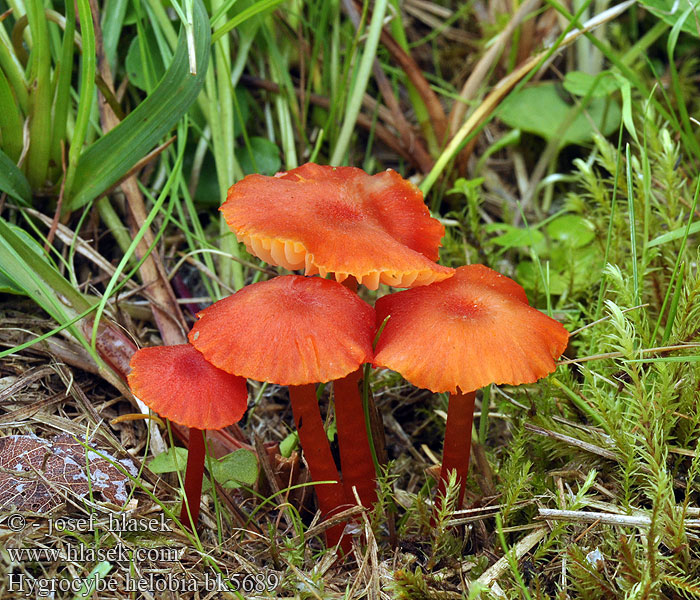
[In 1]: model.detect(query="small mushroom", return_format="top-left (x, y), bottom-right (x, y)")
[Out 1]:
top-left (188, 274), bottom-right (376, 550)
top-left (128, 343), bottom-right (249, 529)
top-left (221, 163), bottom-right (453, 289)
top-left (221, 162), bottom-right (454, 511)
top-left (373, 265), bottom-right (569, 513)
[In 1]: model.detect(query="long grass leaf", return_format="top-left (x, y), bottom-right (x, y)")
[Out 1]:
top-left (648, 221), bottom-right (700, 247)
top-left (0, 149), bottom-right (32, 205)
top-left (650, 177), bottom-right (700, 341)
top-left (24, 0), bottom-right (53, 187)
top-left (0, 217), bottom-right (93, 358)
top-left (210, 0), bottom-right (286, 44)
top-left (0, 69), bottom-right (23, 162)
top-left (0, 33), bottom-right (29, 112)
top-left (101, 0), bottom-right (129, 71)
top-left (65, 0), bottom-right (210, 211)
top-left (625, 144), bottom-right (639, 307)
top-left (330, 0), bottom-right (388, 165)
top-left (50, 0), bottom-right (76, 169)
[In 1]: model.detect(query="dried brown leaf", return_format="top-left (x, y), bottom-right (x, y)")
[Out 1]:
top-left (0, 434), bottom-right (137, 513)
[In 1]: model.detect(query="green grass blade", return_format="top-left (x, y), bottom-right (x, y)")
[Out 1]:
top-left (0, 32), bottom-right (29, 113)
top-left (101, 0), bottom-right (129, 71)
top-left (0, 217), bottom-right (92, 352)
top-left (63, 0), bottom-right (97, 198)
top-left (666, 2), bottom-right (697, 157)
top-left (647, 221), bottom-right (700, 247)
top-left (0, 68), bottom-right (23, 162)
top-left (625, 144), bottom-right (639, 307)
top-left (650, 177), bottom-right (700, 342)
top-left (24, 0), bottom-right (53, 188)
top-left (50, 0), bottom-right (76, 170)
top-left (65, 0), bottom-right (210, 211)
top-left (594, 124), bottom-right (625, 320)
top-left (0, 149), bottom-right (32, 205)
top-left (89, 127), bottom-right (187, 349)
top-left (330, 0), bottom-right (389, 165)
top-left (210, 0), bottom-right (286, 44)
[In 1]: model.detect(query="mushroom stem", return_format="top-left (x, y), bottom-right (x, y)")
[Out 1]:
top-left (181, 427), bottom-right (206, 530)
top-left (334, 369), bottom-right (378, 508)
top-left (335, 275), bottom-right (379, 509)
top-left (289, 384), bottom-right (349, 550)
top-left (435, 390), bottom-right (476, 516)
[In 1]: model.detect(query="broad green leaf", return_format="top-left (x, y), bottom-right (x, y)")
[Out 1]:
top-left (563, 71), bottom-right (620, 98)
top-left (149, 447), bottom-right (189, 474)
top-left (517, 260), bottom-right (568, 295)
top-left (235, 136), bottom-right (281, 175)
top-left (640, 0), bottom-right (700, 35)
top-left (517, 244), bottom-right (601, 296)
top-left (546, 215), bottom-right (595, 248)
top-left (498, 82), bottom-right (621, 147)
top-left (447, 177), bottom-right (486, 196)
top-left (486, 224), bottom-right (545, 249)
top-left (125, 30), bottom-right (166, 92)
top-left (279, 431), bottom-right (299, 458)
top-left (66, 0), bottom-right (210, 211)
top-left (0, 150), bottom-right (31, 205)
top-left (210, 449), bottom-right (258, 489)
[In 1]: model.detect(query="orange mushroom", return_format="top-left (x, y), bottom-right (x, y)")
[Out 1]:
top-left (188, 274), bottom-right (376, 550)
top-left (221, 163), bottom-right (453, 290)
top-left (128, 343), bottom-right (248, 529)
top-left (373, 265), bottom-right (569, 513)
top-left (221, 162), bottom-right (454, 512)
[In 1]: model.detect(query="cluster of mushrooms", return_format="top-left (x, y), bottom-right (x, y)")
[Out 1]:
top-left (128, 163), bottom-right (569, 552)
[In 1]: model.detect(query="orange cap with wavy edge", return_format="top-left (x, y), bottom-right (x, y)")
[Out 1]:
top-left (128, 344), bottom-right (248, 430)
top-left (221, 163), bottom-right (453, 290)
top-left (189, 275), bottom-right (376, 385)
top-left (374, 265), bottom-right (569, 394)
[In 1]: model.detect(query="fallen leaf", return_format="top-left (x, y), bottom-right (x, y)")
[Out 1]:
top-left (0, 433), bottom-right (137, 513)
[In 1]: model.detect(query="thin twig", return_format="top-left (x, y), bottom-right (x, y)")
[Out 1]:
top-left (537, 508), bottom-right (700, 529)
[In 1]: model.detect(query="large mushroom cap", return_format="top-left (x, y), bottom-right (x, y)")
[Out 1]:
top-left (221, 163), bottom-right (453, 290)
top-left (374, 265), bottom-right (569, 394)
top-left (189, 275), bottom-right (376, 385)
top-left (128, 344), bottom-right (248, 430)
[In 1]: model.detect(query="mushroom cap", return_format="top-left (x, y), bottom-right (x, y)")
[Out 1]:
top-left (221, 163), bottom-right (454, 290)
top-left (127, 344), bottom-right (248, 430)
top-left (188, 275), bottom-right (376, 385)
top-left (373, 265), bottom-right (569, 394)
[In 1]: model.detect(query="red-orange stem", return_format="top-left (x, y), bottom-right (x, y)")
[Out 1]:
top-left (289, 384), bottom-right (350, 551)
top-left (334, 369), bottom-right (377, 509)
top-left (435, 391), bottom-right (476, 517)
top-left (181, 427), bottom-right (205, 530)
top-left (336, 275), bottom-right (378, 510)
